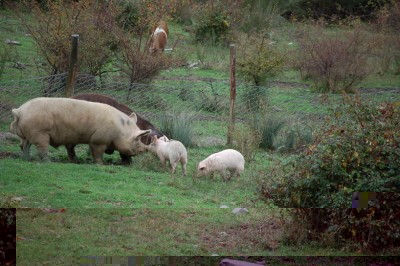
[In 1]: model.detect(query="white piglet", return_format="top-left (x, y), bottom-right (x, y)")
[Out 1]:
top-left (146, 136), bottom-right (187, 176)
top-left (197, 149), bottom-right (245, 180)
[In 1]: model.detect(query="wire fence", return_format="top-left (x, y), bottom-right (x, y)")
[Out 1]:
top-left (1, 72), bottom-right (400, 150)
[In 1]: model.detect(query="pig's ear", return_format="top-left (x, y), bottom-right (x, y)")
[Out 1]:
top-left (129, 112), bottom-right (138, 123)
top-left (136, 129), bottom-right (152, 139)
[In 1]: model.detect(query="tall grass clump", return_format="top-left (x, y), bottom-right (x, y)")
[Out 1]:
top-left (250, 112), bottom-right (288, 150)
top-left (159, 111), bottom-right (194, 147)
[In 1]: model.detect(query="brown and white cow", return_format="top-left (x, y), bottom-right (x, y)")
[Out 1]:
top-left (149, 21), bottom-right (169, 54)
top-left (10, 97), bottom-right (151, 164)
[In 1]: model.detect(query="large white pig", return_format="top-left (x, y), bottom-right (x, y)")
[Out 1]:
top-left (145, 135), bottom-right (187, 176)
top-left (197, 149), bottom-right (245, 180)
top-left (9, 97), bottom-right (151, 164)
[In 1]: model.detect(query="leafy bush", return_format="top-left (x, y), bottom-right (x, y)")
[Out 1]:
top-left (237, 32), bottom-right (286, 86)
top-left (159, 112), bottom-right (194, 147)
top-left (296, 26), bottom-right (375, 93)
top-left (14, 0), bottom-right (118, 76)
top-left (262, 96), bottom-right (400, 252)
top-left (262, 96), bottom-right (400, 208)
top-left (190, 0), bottom-right (242, 45)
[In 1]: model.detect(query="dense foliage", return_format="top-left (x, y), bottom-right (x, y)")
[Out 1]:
top-left (263, 96), bottom-right (400, 208)
top-left (237, 33), bottom-right (286, 86)
top-left (261, 96), bottom-right (400, 252)
top-left (296, 26), bottom-right (376, 93)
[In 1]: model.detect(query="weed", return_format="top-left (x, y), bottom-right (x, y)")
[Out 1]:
top-left (159, 111), bottom-right (194, 147)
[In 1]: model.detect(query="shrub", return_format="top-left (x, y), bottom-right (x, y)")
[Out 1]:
top-left (262, 97), bottom-right (400, 253)
top-left (262, 96), bottom-right (400, 209)
top-left (190, 0), bottom-right (242, 45)
top-left (296, 25), bottom-right (375, 93)
top-left (14, 0), bottom-right (118, 76)
top-left (237, 32), bottom-right (286, 86)
top-left (159, 112), bottom-right (194, 147)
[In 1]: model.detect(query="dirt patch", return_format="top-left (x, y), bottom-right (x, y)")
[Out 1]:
top-left (157, 75), bottom-right (223, 83)
top-left (200, 216), bottom-right (284, 254)
top-left (0, 151), bottom-right (15, 159)
top-left (270, 81), bottom-right (310, 89)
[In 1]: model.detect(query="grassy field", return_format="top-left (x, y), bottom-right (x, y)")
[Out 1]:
top-left (1, 6), bottom-right (400, 264)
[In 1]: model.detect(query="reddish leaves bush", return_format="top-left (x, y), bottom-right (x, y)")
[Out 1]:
top-left (296, 26), bottom-right (375, 93)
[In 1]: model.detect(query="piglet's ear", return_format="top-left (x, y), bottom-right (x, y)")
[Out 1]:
top-left (129, 112), bottom-right (137, 123)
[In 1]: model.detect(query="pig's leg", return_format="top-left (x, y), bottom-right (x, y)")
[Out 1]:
top-left (65, 144), bottom-right (77, 162)
top-left (159, 156), bottom-right (167, 170)
top-left (90, 144), bottom-right (106, 164)
top-left (120, 153), bottom-right (132, 165)
top-left (219, 170), bottom-right (228, 181)
top-left (33, 134), bottom-right (50, 162)
top-left (180, 157), bottom-right (187, 176)
top-left (20, 139), bottom-right (31, 160)
top-left (170, 161), bottom-right (177, 176)
top-left (235, 169), bottom-right (241, 179)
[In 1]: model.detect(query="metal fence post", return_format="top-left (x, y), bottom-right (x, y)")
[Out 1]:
top-left (65, 34), bottom-right (79, 97)
top-left (227, 44), bottom-right (236, 145)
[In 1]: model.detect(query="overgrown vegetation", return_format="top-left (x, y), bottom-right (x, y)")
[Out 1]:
top-left (262, 97), bottom-right (400, 252)
top-left (296, 25), bottom-right (376, 93)
top-left (237, 32), bottom-right (286, 86)
top-left (263, 97), bottom-right (400, 208)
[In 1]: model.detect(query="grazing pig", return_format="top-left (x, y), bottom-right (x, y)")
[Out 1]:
top-left (9, 97), bottom-right (151, 164)
top-left (197, 149), bottom-right (245, 180)
top-left (146, 135), bottom-right (187, 176)
top-left (70, 93), bottom-right (168, 164)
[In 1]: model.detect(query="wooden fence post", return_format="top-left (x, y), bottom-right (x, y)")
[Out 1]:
top-left (227, 44), bottom-right (236, 145)
top-left (65, 34), bottom-right (79, 97)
